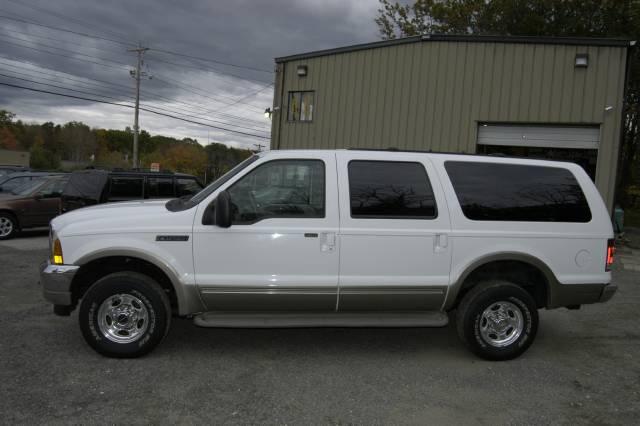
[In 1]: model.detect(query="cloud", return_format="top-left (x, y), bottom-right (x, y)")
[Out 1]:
top-left (0, 0), bottom-right (380, 149)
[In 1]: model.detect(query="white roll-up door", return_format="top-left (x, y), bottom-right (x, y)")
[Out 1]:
top-left (477, 124), bottom-right (600, 150)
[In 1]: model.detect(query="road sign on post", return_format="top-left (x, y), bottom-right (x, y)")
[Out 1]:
top-left (150, 163), bottom-right (160, 172)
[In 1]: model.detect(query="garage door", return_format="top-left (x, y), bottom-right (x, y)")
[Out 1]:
top-left (477, 124), bottom-right (600, 150)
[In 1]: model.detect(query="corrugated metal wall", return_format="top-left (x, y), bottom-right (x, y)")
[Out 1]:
top-left (271, 40), bottom-right (627, 210)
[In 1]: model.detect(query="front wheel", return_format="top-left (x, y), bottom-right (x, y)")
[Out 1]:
top-left (456, 281), bottom-right (538, 361)
top-left (79, 272), bottom-right (171, 358)
top-left (0, 213), bottom-right (17, 240)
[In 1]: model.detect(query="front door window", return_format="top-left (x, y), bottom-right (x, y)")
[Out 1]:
top-left (228, 159), bottom-right (325, 224)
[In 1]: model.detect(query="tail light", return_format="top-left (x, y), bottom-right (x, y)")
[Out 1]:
top-left (606, 238), bottom-right (615, 271)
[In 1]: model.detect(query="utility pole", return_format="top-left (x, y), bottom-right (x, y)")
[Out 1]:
top-left (128, 44), bottom-right (149, 169)
top-left (253, 143), bottom-right (265, 152)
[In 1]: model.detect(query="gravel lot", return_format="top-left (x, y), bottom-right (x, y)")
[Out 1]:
top-left (1, 231), bottom-right (639, 425)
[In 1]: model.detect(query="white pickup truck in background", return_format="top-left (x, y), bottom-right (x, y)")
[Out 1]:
top-left (41, 149), bottom-right (617, 360)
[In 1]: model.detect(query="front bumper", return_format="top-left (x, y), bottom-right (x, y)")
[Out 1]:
top-left (40, 261), bottom-right (79, 306)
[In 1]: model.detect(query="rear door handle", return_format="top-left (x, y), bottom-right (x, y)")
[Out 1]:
top-left (434, 234), bottom-right (448, 252)
top-left (304, 233), bottom-right (318, 238)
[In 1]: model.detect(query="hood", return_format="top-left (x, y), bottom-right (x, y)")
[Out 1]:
top-left (52, 199), bottom-right (197, 237)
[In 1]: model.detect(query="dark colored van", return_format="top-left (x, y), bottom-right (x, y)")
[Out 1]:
top-left (61, 169), bottom-right (204, 212)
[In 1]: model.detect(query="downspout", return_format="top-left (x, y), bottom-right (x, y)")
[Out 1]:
top-left (272, 62), bottom-right (286, 150)
top-left (612, 40), bottom-right (636, 218)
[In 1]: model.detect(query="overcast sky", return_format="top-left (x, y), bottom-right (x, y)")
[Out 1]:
top-left (0, 0), bottom-right (380, 149)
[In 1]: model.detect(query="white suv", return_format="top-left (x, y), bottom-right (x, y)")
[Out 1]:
top-left (41, 150), bottom-right (617, 360)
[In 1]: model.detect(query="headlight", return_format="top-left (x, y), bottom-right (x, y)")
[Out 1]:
top-left (51, 238), bottom-right (64, 265)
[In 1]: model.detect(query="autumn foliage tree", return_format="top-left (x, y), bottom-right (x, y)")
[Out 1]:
top-left (0, 127), bottom-right (18, 150)
top-left (143, 141), bottom-right (208, 177)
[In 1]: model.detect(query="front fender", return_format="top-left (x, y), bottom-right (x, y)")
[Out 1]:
top-left (64, 234), bottom-right (205, 316)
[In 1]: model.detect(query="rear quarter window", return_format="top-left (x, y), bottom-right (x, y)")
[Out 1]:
top-left (108, 177), bottom-right (144, 201)
top-left (444, 161), bottom-right (591, 222)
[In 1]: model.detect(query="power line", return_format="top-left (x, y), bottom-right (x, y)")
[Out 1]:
top-left (152, 74), bottom-right (266, 113)
top-left (0, 72), bottom-right (133, 103)
top-left (0, 69), bottom-right (269, 134)
top-left (149, 48), bottom-right (273, 74)
top-left (0, 56), bottom-right (270, 128)
top-left (3, 1), bottom-right (270, 77)
top-left (0, 33), bottom-right (130, 68)
top-left (209, 83), bottom-right (274, 113)
top-left (0, 81), bottom-right (271, 140)
top-left (0, 38), bottom-right (128, 70)
top-left (4, 0), bottom-right (131, 43)
top-left (0, 13), bottom-right (274, 85)
top-left (0, 13), bottom-right (133, 47)
top-left (135, 99), bottom-right (270, 134)
top-left (1, 30), bottom-right (274, 108)
top-left (0, 57), bottom-right (133, 93)
top-left (148, 53), bottom-right (272, 85)
top-left (0, 67), bottom-right (133, 101)
top-left (0, 27), bottom-right (127, 56)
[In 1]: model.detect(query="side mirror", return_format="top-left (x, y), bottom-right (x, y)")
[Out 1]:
top-left (213, 190), bottom-right (232, 228)
top-left (34, 193), bottom-right (43, 200)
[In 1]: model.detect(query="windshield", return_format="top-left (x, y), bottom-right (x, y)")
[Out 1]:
top-left (191, 155), bottom-right (259, 203)
top-left (11, 178), bottom-right (45, 195)
top-left (165, 155), bottom-right (259, 212)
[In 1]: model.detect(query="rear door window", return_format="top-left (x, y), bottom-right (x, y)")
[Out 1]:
top-left (444, 161), bottom-right (591, 222)
top-left (176, 178), bottom-right (202, 197)
top-left (2, 176), bottom-right (30, 191)
top-left (146, 177), bottom-right (174, 198)
top-left (348, 161), bottom-right (437, 219)
top-left (108, 177), bottom-right (143, 201)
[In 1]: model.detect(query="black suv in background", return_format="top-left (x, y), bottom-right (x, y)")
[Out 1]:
top-left (61, 169), bottom-right (204, 212)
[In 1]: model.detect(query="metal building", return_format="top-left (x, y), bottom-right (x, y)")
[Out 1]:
top-left (269, 35), bottom-right (633, 211)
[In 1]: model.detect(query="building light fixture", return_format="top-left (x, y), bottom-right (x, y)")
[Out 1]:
top-left (296, 65), bottom-right (308, 77)
top-left (264, 106), bottom-right (279, 119)
top-left (575, 53), bottom-right (589, 68)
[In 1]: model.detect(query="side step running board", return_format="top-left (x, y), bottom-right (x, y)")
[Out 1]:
top-left (193, 312), bottom-right (449, 328)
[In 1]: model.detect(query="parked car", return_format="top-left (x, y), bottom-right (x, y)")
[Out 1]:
top-left (0, 175), bottom-right (69, 239)
top-left (61, 169), bottom-right (204, 212)
top-left (0, 165), bottom-right (30, 176)
top-left (41, 150), bottom-right (616, 360)
top-left (0, 171), bottom-right (64, 194)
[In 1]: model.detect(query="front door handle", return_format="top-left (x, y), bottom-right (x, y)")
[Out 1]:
top-left (304, 233), bottom-right (318, 238)
top-left (321, 232), bottom-right (336, 252)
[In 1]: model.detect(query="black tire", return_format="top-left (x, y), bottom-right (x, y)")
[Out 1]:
top-left (0, 212), bottom-right (18, 240)
top-left (79, 272), bottom-right (171, 358)
top-left (456, 281), bottom-right (538, 361)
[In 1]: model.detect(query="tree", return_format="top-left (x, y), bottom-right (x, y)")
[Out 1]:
top-left (204, 142), bottom-right (252, 181)
top-left (375, 0), bottom-right (640, 207)
top-left (375, 1), bottom-right (638, 39)
top-left (0, 127), bottom-right (18, 150)
top-left (0, 110), bottom-right (15, 127)
top-left (30, 135), bottom-right (60, 169)
top-left (144, 142), bottom-right (207, 177)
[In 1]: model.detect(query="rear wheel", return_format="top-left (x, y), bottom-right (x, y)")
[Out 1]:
top-left (456, 281), bottom-right (538, 361)
top-left (0, 213), bottom-right (17, 240)
top-left (78, 272), bottom-right (171, 358)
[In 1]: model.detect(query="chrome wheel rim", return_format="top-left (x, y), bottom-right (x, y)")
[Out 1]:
top-left (479, 301), bottom-right (524, 347)
top-left (97, 294), bottom-right (149, 344)
top-left (0, 217), bottom-right (13, 237)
